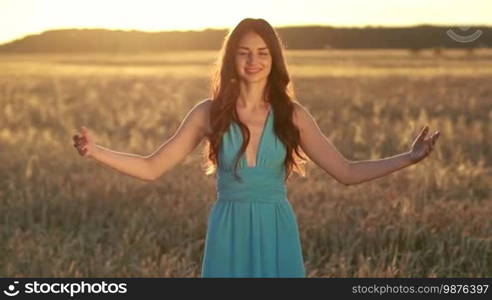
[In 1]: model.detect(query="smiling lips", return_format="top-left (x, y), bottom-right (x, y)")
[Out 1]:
top-left (245, 68), bottom-right (262, 74)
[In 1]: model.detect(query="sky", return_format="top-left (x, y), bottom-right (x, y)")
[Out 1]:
top-left (0, 0), bottom-right (491, 44)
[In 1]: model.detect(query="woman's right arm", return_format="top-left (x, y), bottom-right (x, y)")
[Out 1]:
top-left (145, 99), bottom-right (212, 181)
top-left (82, 99), bottom-right (211, 182)
top-left (89, 145), bottom-right (153, 182)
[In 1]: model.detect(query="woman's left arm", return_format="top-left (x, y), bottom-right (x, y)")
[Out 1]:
top-left (293, 102), bottom-right (440, 186)
top-left (348, 126), bottom-right (440, 185)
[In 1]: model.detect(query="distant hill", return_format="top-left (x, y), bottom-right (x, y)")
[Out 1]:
top-left (0, 26), bottom-right (490, 53)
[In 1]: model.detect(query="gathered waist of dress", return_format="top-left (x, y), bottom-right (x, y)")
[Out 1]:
top-left (216, 167), bottom-right (287, 204)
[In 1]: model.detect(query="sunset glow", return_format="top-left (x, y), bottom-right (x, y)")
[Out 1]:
top-left (1, 0), bottom-right (491, 44)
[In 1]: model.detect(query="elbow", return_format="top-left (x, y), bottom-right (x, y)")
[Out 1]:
top-left (323, 162), bottom-right (353, 186)
top-left (340, 161), bottom-right (353, 186)
top-left (144, 157), bottom-right (158, 182)
top-left (144, 159), bottom-right (171, 182)
top-left (330, 172), bottom-right (352, 186)
top-left (339, 178), bottom-right (352, 186)
top-left (146, 168), bottom-right (163, 182)
top-left (143, 168), bottom-right (156, 182)
top-left (144, 175), bottom-right (155, 182)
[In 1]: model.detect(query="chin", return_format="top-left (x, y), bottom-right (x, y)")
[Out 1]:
top-left (240, 74), bottom-right (268, 83)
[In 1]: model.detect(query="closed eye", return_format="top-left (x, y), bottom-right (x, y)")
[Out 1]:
top-left (237, 51), bottom-right (269, 56)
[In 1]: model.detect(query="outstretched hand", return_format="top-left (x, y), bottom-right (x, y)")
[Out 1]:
top-left (409, 125), bottom-right (440, 164)
top-left (73, 126), bottom-right (96, 158)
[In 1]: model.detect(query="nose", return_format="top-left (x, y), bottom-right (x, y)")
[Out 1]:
top-left (246, 53), bottom-right (259, 65)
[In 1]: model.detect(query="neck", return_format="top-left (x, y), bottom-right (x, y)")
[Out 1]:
top-left (237, 80), bottom-right (269, 110)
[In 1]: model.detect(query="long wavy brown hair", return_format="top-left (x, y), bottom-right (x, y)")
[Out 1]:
top-left (202, 18), bottom-right (309, 182)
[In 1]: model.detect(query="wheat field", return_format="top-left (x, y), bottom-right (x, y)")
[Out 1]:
top-left (0, 49), bottom-right (491, 277)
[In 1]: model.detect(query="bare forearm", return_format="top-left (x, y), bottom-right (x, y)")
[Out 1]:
top-left (346, 151), bottom-right (414, 185)
top-left (90, 144), bottom-right (153, 182)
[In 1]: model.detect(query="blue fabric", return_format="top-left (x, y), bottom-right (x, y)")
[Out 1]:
top-left (201, 106), bottom-right (306, 278)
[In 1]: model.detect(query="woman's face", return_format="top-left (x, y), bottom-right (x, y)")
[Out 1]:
top-left (235, 31), bottom-right (272, 84)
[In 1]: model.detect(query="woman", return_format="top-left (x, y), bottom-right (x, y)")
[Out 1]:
top-left (72, 18), bottom-right (440, 277)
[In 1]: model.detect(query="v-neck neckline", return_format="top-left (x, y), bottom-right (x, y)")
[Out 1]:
top-left (239, 107), bottom-right (272, 169)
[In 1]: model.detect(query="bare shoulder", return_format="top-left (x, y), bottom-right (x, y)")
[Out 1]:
top-left (192, 98), bottom-right (213, 137)
top-left (193, 98), bottom-right (213, 112)
top-left (291, 100), bottom-right (315, 132)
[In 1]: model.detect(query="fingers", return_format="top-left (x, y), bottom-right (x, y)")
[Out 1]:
top-left (411, 128), bottom-right (440, 163)
top-left (73, 127), bottom-right (90, 155)
top-left (73, 134), bottom-right (86, 146)
top-left (73, 126), bottom-right (89, 142)
top-left (73, 140), bottom-right (85, 150)
top-left (429, 131), bottom-right (440, 150)
top-left (418, 126), bottom-right (429, 141)
top-left (428, 131), bottom-right (441, 152)
top-left (81, 126), bottom-right (92, 143)
top-left (417, 126), bottom-right (441, 147)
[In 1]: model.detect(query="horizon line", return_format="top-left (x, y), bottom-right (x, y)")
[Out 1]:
top-left (2, 22), bottom-right (491, 45)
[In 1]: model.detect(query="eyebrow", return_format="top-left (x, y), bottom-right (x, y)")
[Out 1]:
top-left (238, 46), bottom-right (268, 50)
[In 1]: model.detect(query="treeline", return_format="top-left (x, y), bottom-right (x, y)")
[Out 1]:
top-left (0, 25), bottom-right (490, 53)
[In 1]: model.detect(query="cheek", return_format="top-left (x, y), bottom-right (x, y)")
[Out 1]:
top-left (235, 57), bottom-right (246, 68)
top-left (235, 59), bottom-right (243, 72)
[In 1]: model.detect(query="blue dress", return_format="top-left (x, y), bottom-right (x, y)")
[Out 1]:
top-left (201, 106), bottom-right (306, 277)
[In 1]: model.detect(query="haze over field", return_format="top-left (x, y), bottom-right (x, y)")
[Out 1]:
top-left (1, 49), bottom-right (491, 276)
